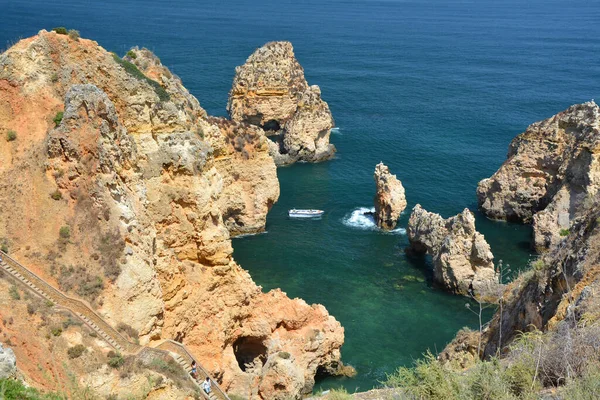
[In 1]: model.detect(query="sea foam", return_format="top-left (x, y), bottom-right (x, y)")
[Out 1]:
top-left (342, 207), bottom-right (406, 234)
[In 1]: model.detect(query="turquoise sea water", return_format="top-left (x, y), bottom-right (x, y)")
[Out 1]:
top-left (3, 0), bottom-right (600, 392)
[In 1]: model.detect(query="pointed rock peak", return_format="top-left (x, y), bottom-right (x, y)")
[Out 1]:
top-left (374, 163), bottom-right (406, 230)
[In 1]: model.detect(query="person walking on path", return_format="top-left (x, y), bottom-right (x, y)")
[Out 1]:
top-left (202, 377), bottom-right (212, 395)
top-left (190, 361), bottom-right (198, 380)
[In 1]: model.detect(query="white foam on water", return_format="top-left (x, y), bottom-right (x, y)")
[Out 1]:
top-left (343, 207), bottom-right (376, 229)
top-left (331, 127), bottom-right (342, 135)
top-left (342, 207), bottom-right (406, 234)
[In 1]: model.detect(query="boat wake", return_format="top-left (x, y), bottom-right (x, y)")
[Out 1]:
top-left (342, 207), bottom-right (406, 234)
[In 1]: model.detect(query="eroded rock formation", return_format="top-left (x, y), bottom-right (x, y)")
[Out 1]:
top-left (227, 41), bottom-right (336, 165)
top-left (0, 30), bottom-right (344, 399)
top-left (454, 191), bottom-right (600, 360)
top-left (477, 101), bottom-right (600, 252)
top-left (407, 205), bottom-right (498, 297)
top-left (373, 163), bottom-right (406, 230)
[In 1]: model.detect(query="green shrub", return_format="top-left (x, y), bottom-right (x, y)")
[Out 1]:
top-left (278, 351), bottom-right (291, 359)
top-left (116, 322), bottom-right (139, 341)
top-left (326, 388), bottom-right (353, 400)
top-left (562, 363), bottom-right (600, 399)
top-left (126, 50), bottom-right (137, 59)
top-left (560, 228), bottom-right (570, 237)
top-left (6, 130), bottom-right (16, 142)
top-left (59, 226), bottom-right (70, 239)
top-left (62, 317), bottom-right (82, 329)
top-left (50, 326), bottom-right (62, 337)
top-left (68, 29), bottom-right (80, 41)
top-left (107, 351), bottom-right (124, 368)
top-left (385, 351), bottom-right (461, 399)
top-left (530, 258), bottom-right (545, 271)
top-left (466, 359), bottom-right (513, 399)
top-left (50, 73), bottom-right (59, 83)
top-left (111, 53), bottom-right (170, 102)
top-left (0, 378), bottom-right (63, 399)
top-left (58, 265), bottom-right (104, 302)
top-left (9, 285), bottom-right (20, 300)
top-left (52, 27), bottom-right (68, 35)
top-left (503, 358), bottom-right (540, 397)
top-left (50, 190), bottom-right (62, 200)
top-left (53, 111), bottom-right (64, 127)
top-left (67, 344), bottom-right (86, 359)
top-left (27, 302), bottom-right (37, 315)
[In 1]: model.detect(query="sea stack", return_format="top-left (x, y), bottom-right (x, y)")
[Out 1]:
top-left (227, 41), bottom-right (336, 165)
top-left (407, 205), bottom-right (498, 297)
top-left (477, 101), bottom-right (600, 252)
top-left (373, 163), bottom-right (407, 230)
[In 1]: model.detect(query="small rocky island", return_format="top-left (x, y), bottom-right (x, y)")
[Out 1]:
top-left (373, 163), bottom-right (407, 230)
top-left (228, 41), bottom-right (336, 165)
top-left (407, 205), bottom-right (498, 297)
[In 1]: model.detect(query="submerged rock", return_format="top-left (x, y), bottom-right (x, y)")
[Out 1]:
top-left (407, 205), bottom-right (498, 297)
top-left (373, 163), bottom-right (407, 230)
top-left (477, 101), bottom-right (600, 252)
top-left (227, 41), bottom-right (336, 165)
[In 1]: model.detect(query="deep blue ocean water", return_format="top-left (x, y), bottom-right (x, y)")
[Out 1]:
top-left (3, 0), bottom-right (600, 393)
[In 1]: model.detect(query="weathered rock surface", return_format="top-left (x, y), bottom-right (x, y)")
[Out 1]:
top-left (373, 163), bottom-right (406, 230)
top-left (477, 101), bottom-right (600, 252)
top-left (0, 30), bottom-right (344, 399)
top-left (202, 117), bottom-right (279, 236)
top-left (407, 205), bottom-right (498, 297)
top-left (227, 41), bottom-right (336, 165)
top-left (0, 342), bottom-right (17, 379)
top-left (459, 191), bottom-right (600, 359)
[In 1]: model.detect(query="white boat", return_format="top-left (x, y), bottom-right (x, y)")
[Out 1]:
top-left (288, 209), bottom-right (324, 218)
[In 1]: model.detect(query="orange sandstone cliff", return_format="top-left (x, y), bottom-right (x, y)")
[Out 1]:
top-left (0, 30), bottom-right (345, 399)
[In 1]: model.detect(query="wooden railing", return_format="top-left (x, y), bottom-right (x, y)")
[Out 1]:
top-left (0, 250), bottom-right (229, 400)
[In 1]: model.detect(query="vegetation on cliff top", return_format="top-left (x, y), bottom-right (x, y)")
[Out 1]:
top-left (111, 53), bottom-right (170, 102)
top-left (385, 316), bottom-right (600, 399)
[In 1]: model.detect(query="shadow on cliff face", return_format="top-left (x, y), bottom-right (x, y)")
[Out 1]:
top-left (233, 336), bottom-right (268, 371)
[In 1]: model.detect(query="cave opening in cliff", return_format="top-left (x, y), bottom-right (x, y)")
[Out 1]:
top-left (262, 119), bottom-right (281, 133)
top-left (233, 336), bottom-right (268, 372)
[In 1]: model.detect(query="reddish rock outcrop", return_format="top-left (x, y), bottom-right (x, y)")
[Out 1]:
top-left (407, 205), bottom-right (498, 297)
top-left (227, 41), bottom-right (336, 165)
top-left (0, 31), bottom-right (344, 399)
top-left (477, 101), bottom-right (600, 252)
top-left (373, 163), bottom-right (406, 230)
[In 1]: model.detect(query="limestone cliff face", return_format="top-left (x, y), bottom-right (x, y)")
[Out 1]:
top-left (477, 101), bottom-right (600, 252)
top-left (373, 163), bottom-right (406, 230)
top-left (227, 41), bottom-right (336, 165)
top-left (202, 117), bottom-right (279, 236)
top-left (0, 31), bottom-right (344, 399)
top-left (479, 194), bottom-right (600, 357)
top-left (0, 342), bottom-right (16, 379)
top-left (407, 205), bottom-right (497, 297)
